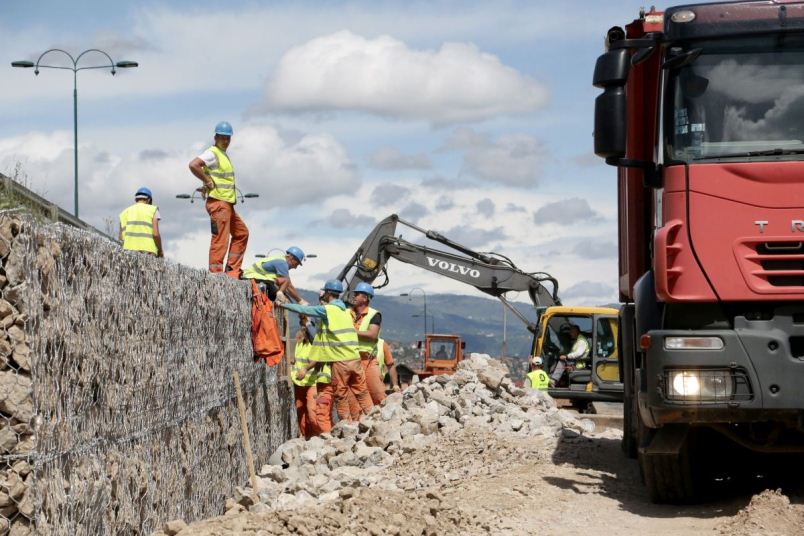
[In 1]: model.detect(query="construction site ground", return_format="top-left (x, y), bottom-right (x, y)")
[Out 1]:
top-left (176, 414), bottom-right (804, 535)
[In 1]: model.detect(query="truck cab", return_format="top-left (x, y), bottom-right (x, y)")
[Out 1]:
top-left (593, 1), bottom-right (804, 503)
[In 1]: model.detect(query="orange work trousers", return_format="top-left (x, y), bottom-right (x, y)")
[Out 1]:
top-left (346, 355), bottom-right (386, 420)
top-left (294, 382), bottom-right (334, 438)
top-left (332, 359), bottom-right (373, 422)
top-left (361, 353), bottom-right (386, 404)
top-left (206, 198), bottom-right (249, 278)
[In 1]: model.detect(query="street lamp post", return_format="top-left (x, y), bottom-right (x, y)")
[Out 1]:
top-left (12, 49), bottom-right (138, 218)
top-left (411, 313), bottom-right (435, 333)
top-left (401, 288), bottom-right (428, 339)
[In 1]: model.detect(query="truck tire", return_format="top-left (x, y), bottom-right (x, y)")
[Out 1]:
top-left (639, 424), bottom-right (698, 504)
top-left (619, 305), bottom-right (637, 458)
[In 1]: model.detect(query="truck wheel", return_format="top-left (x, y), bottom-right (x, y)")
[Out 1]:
top-left (639, 424), bottom-right (697, 504)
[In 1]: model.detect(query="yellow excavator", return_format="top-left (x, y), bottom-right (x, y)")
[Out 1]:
top-left (335, 214), bottom-right (624, 403)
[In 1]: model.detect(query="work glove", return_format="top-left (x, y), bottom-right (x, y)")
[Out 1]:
top-left (298, 299), bottom-right (310, 306)
top-left (275, 291), bottom-right (288, 305)
top-left (393, 385), bottom-right (401, 393)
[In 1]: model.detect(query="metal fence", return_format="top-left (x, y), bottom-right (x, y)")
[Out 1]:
top-left (0, 173), bottom-right (118, 243)
top-left (0, 211), bottom-right (294, 535)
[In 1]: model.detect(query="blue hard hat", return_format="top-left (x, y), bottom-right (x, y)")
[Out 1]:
top-left (322, 279), bottom-right (344, 294)
top-left (286, 246), bottom-right (305, 265)
top-left (354, 282), bottom-right (374, 298)
top-left (214, 121), bottom-right (233, 136)
top-left (135, 186), bottom-right (153, 200)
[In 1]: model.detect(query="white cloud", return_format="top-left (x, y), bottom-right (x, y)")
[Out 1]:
top-left (313, 208), bottom-right (375, 229)
top-left (369, 147), bottom-right (431, 170)
top-left (446, 128), bottom-right (549, 187)
top-left (560, 280), bottom-right (617, 304)
top-left (256, 30), bottom-right (548, 124)
top-left (370, 184), bottom-right (411, 207)
top-left (532, 198), bottom-right (603, 225)
top-left (443, 225), bottom-right (506, 248)
top-left (0, 123), bottom-right (358, 237)
top-left (476, 198), bottom-right (495, 218)
top-left (572, 239), bottom-right (617, 259)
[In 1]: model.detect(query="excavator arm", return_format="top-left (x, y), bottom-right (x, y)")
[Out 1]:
top-left (336, 214), bottom-right (561, 332)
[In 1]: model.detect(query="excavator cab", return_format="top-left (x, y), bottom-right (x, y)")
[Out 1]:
top-left (532, 306), bottom-right (623, 402)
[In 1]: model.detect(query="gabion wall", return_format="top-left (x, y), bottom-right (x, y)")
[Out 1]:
top-left (0, 211), bottom-right (294, 535)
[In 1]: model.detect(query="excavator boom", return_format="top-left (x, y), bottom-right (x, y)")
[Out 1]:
top-left (336, 214), bottom-right (560, 331)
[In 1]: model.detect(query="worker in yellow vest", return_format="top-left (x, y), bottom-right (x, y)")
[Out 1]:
top-left (350, 282), bottom-right (387, 405)
top-left (188, 121), bottom-right (249, 278)
top-left (292, 315), bottom-right (333, 438)
top-left (242, 247), bottom-right (308, 304)
top-left (118, 187), bottom-right (163, 257)
top-left (525, 356), bottom-right (550, 390)
top-left (282, 279), bottom-right (373, 422)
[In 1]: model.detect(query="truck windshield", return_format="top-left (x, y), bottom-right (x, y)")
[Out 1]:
top-left (665, 35), bottom-right (804, 163)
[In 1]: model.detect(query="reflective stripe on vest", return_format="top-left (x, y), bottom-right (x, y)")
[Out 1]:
top-left (292, 340), bottom-right (332, 386)
top-left (309, 304), bottom-right (360, 362)
top-left (356, 307), bottom-right (381, 354)
top-left (204, 145), bottom-right (236, 204)
top-left (119, 203), bottom-right (158, 254)
top-left (242, 254), bottom-right (282, 281)
top-left (526, 370), bottom-right (550, 390)
top-left (376, 338), bottom-right (388, 379)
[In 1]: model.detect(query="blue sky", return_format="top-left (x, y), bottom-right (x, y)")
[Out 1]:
top-left (1, 0), bottom-right (654, 305)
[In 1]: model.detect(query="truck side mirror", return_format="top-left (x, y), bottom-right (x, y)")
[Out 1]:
top-left (417, 341), bottom-right (422, 349)
top-left (593, 48), bottom-right (629, 162)
top-left (461, 342), bottom-right (466, 349)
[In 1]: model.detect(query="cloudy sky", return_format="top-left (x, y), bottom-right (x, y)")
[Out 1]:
top-left (1, 0), bottom-right (649, 306)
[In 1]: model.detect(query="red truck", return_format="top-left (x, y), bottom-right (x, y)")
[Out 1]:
top-left (593, 2), bottom-right (804, 502)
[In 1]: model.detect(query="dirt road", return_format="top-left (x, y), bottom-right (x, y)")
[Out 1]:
top-left (175, 425), bottom-right (804, 535)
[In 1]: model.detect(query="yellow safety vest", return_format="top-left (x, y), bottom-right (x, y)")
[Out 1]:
top-left (204, 145), bottom-right (236, 204)
top-left (309, 304), bottom-right (360, 363)
top-left (119, 203), bottom-right (158, 254)
top-left (356, 307), bottom-right (381, 354)
top-left (376, 338), bottom-right (388, 379)
top-left (292, 339), bottom-right (332, 387)
top-left (526, 370), bottom-right (550, 390)
top-left (242, 255), bottom-right (282, 281)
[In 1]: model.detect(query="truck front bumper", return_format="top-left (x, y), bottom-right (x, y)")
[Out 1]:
top-left (641, 321), bottom-right (804, 428)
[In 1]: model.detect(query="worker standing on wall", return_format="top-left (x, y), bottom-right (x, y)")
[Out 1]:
top-left (350, 282), bottom-right (387, 405)
top-left (119, 187), bottom-right (163, 257)
top-left (282, 279), bottom-right (373, 421)
top-left (242, 247), bottom-right (308, 304)
top-left (291, 315), bottom-right (333, 438)
top-left (188, 121), bottom-right (249, 278)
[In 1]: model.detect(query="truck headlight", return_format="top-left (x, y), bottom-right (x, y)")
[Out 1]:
top-left (668, 369), bottom-right (734, 400)
top-left (665, 336), bottom-right (724, 350)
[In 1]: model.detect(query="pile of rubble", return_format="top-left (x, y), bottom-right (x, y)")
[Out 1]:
top-left (156, 353), bottom-right (594, 535)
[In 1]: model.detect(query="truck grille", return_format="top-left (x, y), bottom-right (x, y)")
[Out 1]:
top-left (736, 239), bottom-right (804, 291)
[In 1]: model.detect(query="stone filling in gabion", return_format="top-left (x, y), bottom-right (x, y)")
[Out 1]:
top-left (0, 211), bottom-right (294, 535)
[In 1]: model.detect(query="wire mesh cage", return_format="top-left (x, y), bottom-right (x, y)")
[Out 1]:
top-left (0, 210), bottom-right (294, 535)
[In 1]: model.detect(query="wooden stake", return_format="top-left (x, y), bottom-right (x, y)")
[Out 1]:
top-left (284, 309), bottom-right (292, 389)
top-left (232, 370), bottom-right (259, 499)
